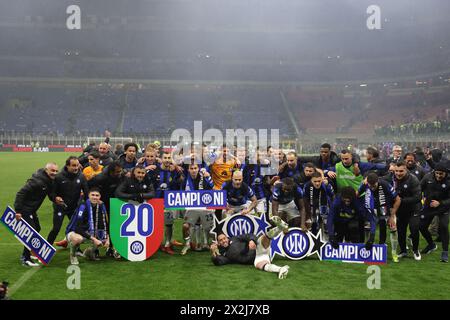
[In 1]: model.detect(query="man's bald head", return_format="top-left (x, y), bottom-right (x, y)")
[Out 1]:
top-left (232, 170), bottom-right (243, 188)
top-left (45, 162), bottom-right (58, 180)
top-left (98, 143), bottom-right (109, 155)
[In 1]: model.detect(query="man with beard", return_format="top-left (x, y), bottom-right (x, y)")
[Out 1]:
top-left (114, 165), bottom-right (155, 259)
top-left (293, 162), bottom-right (319, 189)
top-left (115, 165), bottom-right (155, 203)
top-left (78, 138), bottom-right (114, 168)
top-left (48, 156), bottom-right (88, 246)
top-left (278, 152), bottom-right (303, 179)
top-left (326, 150), bottom-right (386, 194)
top-left (14, 163), bottom-right (58, 266)
top-left (419, 163), bottom-right (450, 262)
top-left (88, 161), bottom-right (124, 215)
top-left (210, 216), bottom-right (290, 279)
top-left (404, 152), bottom-right (426, 181)
top-left (298, 143), bottom-right (341, 171)
top-left (385, 161), bottom-right (422, 260)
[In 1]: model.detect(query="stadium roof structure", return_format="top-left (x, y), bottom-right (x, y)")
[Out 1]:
top-left (0, 0), bottom-right (449, 83)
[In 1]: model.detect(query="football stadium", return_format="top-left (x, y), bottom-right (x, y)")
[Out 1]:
top-left (1, 0), bottom-right (450, 304)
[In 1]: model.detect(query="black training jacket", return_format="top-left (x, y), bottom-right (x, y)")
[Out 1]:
top-left (214, 234), bottom-right (258, 265)
top-left (53, 167), bottom-right (89, 211)
top-left (88, 165), bottom-right (124, 201)
top-left (14, 168), bottom-right (54, 214)
top-left (391, 173), bottom-right (422, 215)
top-left (115, 176), bottom-right (155, 202)
top-left (420, 172), bottom-right (450, 215)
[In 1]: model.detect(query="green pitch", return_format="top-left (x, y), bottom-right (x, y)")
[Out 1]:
top-left (0, 152), bottom-right (449, 300)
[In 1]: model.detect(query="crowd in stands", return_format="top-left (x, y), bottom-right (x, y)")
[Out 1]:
top-left (375, 118), bottom-right (450, 136)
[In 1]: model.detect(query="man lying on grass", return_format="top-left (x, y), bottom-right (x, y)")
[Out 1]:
top-left (210, 216), bottom-right (290, 279)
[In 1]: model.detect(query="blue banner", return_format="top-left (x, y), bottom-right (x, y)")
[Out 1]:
top-left (321, 243), bottom-right (387, 264)
top-left (1, 206), bottom-right (56, 265)
top-left (164, 190), bottom-right (227, 209)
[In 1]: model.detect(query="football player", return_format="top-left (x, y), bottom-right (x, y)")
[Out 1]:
top-left (210, 216), bottom-right (290, 279)
top-left (65, 188), bottom-right (109, 265)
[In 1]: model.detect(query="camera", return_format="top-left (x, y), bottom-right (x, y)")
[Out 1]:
top-left (0, 280), bottom-right (9, 300)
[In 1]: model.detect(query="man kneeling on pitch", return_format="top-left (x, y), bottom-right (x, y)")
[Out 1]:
top-left (65, 187), bottom-right (109, 265)
top-left (210, 217), bottom-right (290, 279)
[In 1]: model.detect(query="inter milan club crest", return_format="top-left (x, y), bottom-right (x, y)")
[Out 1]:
top-left (211, 215), bottom-right (326, 261)
top-left (270, 228), bottom-right (326, 261)
top-left (110, 198), bottom-right (164, 261)
top-left (211, 213), bottom-right (272, 238)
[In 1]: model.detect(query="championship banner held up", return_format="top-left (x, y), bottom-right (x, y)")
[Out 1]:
top-left (164, 190), bottom-right (227, 210)
top-left (1, 206), bottom-right (56, 265)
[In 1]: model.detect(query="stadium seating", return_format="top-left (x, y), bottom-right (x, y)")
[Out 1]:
top-left (0, 85), bottom-right (294, 136)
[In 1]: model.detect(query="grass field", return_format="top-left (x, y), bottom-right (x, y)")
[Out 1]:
top-left (0, 152), bottom-right (449, 300)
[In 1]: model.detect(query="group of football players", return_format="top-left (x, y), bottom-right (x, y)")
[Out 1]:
top-left (13, 140), bottom-right (449, 268)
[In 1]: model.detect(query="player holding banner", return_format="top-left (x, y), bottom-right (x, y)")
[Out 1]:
top-left (358, 173), bottom-right (401, 262)
top-left (180, 163), bottom-right (215, 255)
top-left (327, 186), bottom-right (377, 250)
top-left (14, 163), bottom-right (58, 266)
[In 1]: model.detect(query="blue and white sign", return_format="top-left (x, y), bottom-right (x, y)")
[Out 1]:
top-left (1, 206), bottom-right (56, 265)
top-left (226, 215), bottom-right (255, 237)
top-left (321, 242), bottom-right (387, 264)
top-left (271, 228), bottom-right (325, 261)
top-left (164, 190), bottom-right (227, 209)
top-left (281, 229), bottom-right (312, 260)
top-left (211, 213), bottom-right (271, 239)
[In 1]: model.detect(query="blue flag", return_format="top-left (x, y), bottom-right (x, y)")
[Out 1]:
top-left (1, 206), bottom-right (56, 265)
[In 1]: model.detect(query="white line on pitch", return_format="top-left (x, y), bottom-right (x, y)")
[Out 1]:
top-left (8, 266), bottom-right (41, 297)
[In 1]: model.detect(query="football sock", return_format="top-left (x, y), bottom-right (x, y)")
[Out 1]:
top-left (264, 263), bottom-right (282, 273)
top-left (390, 230), bottom-right (398, 254)
top-left (165, 225), bottom-right (173, 246)
top-left (267, 226), bottom-right (283, 239)
top-left (202, 227), bottom-right (209, 246)
top-left (69, 241), bottom-right (76, 256)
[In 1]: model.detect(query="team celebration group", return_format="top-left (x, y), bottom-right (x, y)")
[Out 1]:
top-left (11, 139), bottom-right (449, 279)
